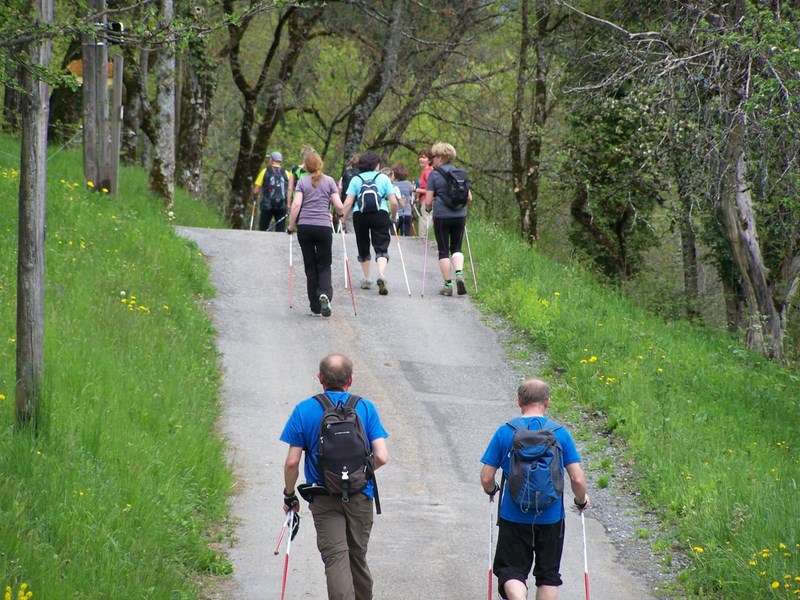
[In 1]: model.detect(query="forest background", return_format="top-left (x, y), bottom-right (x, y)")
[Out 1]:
top-left (3, 0), bottom-right (799, 364)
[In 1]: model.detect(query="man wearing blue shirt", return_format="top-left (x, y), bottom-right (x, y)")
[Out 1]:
top-left (342, 150), bottom-right (398, 295)
top-left (480, 379), bottom-right (589, 600)
top-left (281, 354), bottom-right (389, 600)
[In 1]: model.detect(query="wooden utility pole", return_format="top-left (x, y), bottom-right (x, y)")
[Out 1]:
top-left (110, 54), bottom-right (124, 195)
top-left (81, 0), bottom-right (110, 191)
top-left (17, 0), bottom-right (54, 428)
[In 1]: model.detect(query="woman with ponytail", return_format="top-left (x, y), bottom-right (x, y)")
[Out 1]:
top-left (287, 150), bottom-right (344, 317)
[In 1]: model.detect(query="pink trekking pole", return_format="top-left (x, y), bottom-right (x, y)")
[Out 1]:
top-left (280, 510), bottom-right (297, 600)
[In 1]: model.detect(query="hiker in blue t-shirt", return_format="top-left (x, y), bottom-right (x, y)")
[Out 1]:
top-left (341, 151), bottom-right (398, 296)
top-left (480, 379), bottom-right (589, 600)
top-left (280, 354), bottom-right (389, 600)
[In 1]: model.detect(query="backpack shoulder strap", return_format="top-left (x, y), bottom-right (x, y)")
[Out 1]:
top-left (313, 393), bottom-right (335, 410)
top-left (344, 394), bottom-right (362, 410)
top-left (505, 419), bottom-right (522, 431)
top-left (543, 419), bottom-right (563, 433)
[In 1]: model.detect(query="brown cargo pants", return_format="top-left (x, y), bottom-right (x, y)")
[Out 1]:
top-left (309, 493), bottom-right (375, 600)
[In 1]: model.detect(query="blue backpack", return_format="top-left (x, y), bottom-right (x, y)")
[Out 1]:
top-left (501, 418), bottom-right (564, 514)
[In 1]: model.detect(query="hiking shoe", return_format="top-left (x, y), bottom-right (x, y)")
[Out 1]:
top-left (319, 294), bottom-right (331, 317)
top-left (455, 275), bottom-right (467, 296)
top-left (360, 279), bottom-right (373, 290)
top-left (309, 311), bottom-right (322, 317)
top-left (439, 285), bottom-right (453, 297)
top-left (377, 276), bottom-right (388, 296)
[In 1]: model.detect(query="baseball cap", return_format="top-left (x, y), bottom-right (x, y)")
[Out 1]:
top-left (269, 151), bottom-right (283, 162)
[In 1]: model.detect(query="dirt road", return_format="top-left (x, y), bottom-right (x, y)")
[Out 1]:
top-left (178, 226), bottom-right (659, 599)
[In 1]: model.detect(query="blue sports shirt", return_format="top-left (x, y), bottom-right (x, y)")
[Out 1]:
top-left (280, 390), bottom-right (389, 499)
top-left (481, 415), bottom-right (581, 524)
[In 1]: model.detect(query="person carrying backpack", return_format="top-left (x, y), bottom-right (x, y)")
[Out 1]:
top-left (280, 354), bottom-right (390, 600)
top-left (337, 153), bottom-right (360, 234)
top-left (342, 151), bottom-right (398, 296)
top-left (286, 150), bottom-right (344, 317)
top-left (480, 379), bottom-right (589, 600)
top-left (424, 142), bottom-right (472, 296)
top-left (252, 151), bottom-right (291, 232)
top-left (391, 162), bottom-right (415, 236)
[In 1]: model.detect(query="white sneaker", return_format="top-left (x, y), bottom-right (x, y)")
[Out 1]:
top-left (319, 294), bottom-right (331, 317)
top-left (377, 276), bottom-right (388, 296)
top-left (360, 279), bottom-right (373, 290)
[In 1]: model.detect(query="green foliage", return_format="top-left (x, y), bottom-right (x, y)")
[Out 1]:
top-left (0, 133), bottom-right (230, 598)
top-left (558, 86), bottom-right (665, 282)
top-left (469, 220), bottom-right (800, 598)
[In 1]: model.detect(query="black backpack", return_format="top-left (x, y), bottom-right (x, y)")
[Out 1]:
top-left (499, 418), bottom-right (564, 514)
top-left (341, 167), bottom-right (360, 199)
top-left (354, 174), bottom-right (382, 214)
top-left (434, 166), bottom-right (470, 210)
top-left (311, 393), bottom-right (381, 513)
top-left (260, 167), bottom-right (288, 210)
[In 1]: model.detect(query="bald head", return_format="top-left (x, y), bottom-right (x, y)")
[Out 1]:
top-left (517, 379), bottom-right (550, 406)
top-left (319, 354), bottom-right (353, 389)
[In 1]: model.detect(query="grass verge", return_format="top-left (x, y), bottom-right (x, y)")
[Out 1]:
top-left (0, 134), bottom-right (232, 598)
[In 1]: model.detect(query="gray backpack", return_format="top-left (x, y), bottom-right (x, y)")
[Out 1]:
top-left (501, 418), bottom-right (564, 514)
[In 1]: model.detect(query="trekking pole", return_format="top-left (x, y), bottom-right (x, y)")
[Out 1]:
top-left (581, 510), bottom-right (590, 600)
top-left (249, 201), bottom-right (257, 231)
top-left (280, 510), bottom-right (296, 600)
top-left (288, 234), bottom-right (294, 309)
top-left (487, 495), bottom-right (494, 600)
top-left (421, 214), bottom-right (430, 297)
top-left (391, 222), bottom-right (412, 297)
top-left (340, 227), bottom-right (357, 316)
top-left (464, 225), bottom-right (478, 294)
top-left (267, 214), bottom-right (287, 232)
top-left (273, 510), bottom-right (292, 555)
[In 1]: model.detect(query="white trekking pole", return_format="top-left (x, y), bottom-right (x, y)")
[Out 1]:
top-left (288, 234), bottom-right (294, 309)
top-left (340, 226), bottom-right (357, 316)
top-left (581, 510), bottom-right (590, 600)
top-left (464, 224), bottom-right (478, 293)
top-left (487, 495), bottom-right (494, 600)
top-left (391, 222), bottom-right (412, 297)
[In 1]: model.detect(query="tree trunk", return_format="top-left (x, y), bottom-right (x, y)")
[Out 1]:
top-left (341, 0), bottom-right (406, 162)
top-left (16, 0), bottom-right (53, 429)
top-left (717, 112), bottom-right (784, 360)
top-left (675, 176), bottom-right (701, 322)
top-left (176, 34), bottom-right (216, 195)
top-left (225, 4), bottom-right (323, 227)
top-left (509, 0), bottom-right (552, 246)
top-left (2, 62), bottom-right (22, 132)
top-left (148, 0), bottom-right (176, 208)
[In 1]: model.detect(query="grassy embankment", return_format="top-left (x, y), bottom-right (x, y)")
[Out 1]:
top-left (0, 134), bottom-right (231, 599)
top-left (468, 223), bottom-right (799, 598)
top-left (1, 132), bottom-right (798, 598)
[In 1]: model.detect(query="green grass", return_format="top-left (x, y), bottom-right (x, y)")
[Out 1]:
top-left (468, 221), bottom-right (799, 599)
top-left (0, 134), bottom-right (231, 598)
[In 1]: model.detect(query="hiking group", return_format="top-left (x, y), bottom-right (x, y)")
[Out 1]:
top-left (251, 142), bottom-right (474, 317)
top-left (278, 354), bottom-right (589, 600)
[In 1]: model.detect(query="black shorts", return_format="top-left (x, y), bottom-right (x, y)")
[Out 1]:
top-left (493, 518), bottom-right (564, 598)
